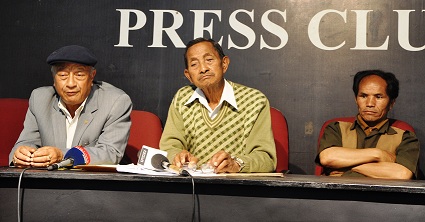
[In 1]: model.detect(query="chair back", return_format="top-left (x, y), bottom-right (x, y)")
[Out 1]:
top-left (0, 98), bottom-right (29, 166)
top-left (315, 117), bottom-right (415, 175)
top-left (123, 110), bottom-right (163, 164)
top-left (270, 107), bottom-right (289, 173)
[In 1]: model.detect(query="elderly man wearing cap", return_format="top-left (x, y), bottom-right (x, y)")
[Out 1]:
top-left (9, 45), bottom-right (132, 168)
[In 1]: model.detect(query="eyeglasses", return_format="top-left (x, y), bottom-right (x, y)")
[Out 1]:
top-left (56, 71), bottom-right (89, 81)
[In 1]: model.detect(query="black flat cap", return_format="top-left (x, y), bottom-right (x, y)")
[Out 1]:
top-left (46, 45), bottom-right (97, 67)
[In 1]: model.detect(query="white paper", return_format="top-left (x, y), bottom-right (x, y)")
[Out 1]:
top-left (116, 164), bottom-right (177, 176)
top-left (115, 164), bottom-right (220, 177)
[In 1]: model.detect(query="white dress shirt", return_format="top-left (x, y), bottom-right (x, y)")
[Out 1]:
top-left (184, 79), bottom-right (238, 119)
top-left (58, 98), bottom-right (87, 149)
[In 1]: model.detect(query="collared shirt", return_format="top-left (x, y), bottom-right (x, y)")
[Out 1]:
top-left (184, 79), bottom-right (238, 119)
top-left (350, 117), bottom-right (393, 149)
top-left (356, 115), bottom-right (389, 136)
top-left (58, 98), bottom-right (87, 149)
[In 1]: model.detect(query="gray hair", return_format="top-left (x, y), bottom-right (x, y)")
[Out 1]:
top-left (50, 63), bottom-right (96, 76)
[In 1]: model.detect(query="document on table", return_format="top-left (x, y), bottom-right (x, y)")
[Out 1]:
top-left (116, 164), bottom-right (219, 176)
top-left (116, 164), bottom-right (177, 176)
top-left (75, 164), bottom-right (217, 176)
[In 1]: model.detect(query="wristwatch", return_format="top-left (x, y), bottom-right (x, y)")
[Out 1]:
top-left (231, 155), bottom-right (245, 172)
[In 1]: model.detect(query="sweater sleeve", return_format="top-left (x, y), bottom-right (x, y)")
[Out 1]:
top-left (159, 95), bottom-right (188, 163)
top-left (239, 99), bottom-right (277, 173)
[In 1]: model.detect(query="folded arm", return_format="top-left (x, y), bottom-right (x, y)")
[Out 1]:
top-left (319, 146), bottom-right (395, 169)
top-left (352, 162), bottom-right (413, 179)
top-left (320, 147), bottom-right (412, 179)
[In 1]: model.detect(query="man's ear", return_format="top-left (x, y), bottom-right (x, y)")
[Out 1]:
top-left (222, 56), bottom-right (230, 73)
top-left (184, 69), bottom-right (193, 83)
top-left (91, 69), bottom-right (97, 79)
top-left (389, 99), bottom-right (396, 111)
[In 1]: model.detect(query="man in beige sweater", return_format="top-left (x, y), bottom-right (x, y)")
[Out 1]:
top-left (160, 38), bottom-right (277, 173)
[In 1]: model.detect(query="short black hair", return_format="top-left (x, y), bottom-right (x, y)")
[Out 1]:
top-left (352, 70), bottom-right (399, 102)
top-left (183, 38), bottom-right (225, 69)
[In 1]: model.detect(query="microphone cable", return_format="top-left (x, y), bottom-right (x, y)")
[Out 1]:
top-left (17, 166), bottom-right (48, 222)
top-left (181, 170), bottom-right (197, 222)
top-left (151, 153), bottom-right (199, 221)
top-left (16, 166), bottom-right (199, 222)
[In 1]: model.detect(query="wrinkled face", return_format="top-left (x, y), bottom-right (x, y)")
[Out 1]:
top-left (184, 41), bottom-right (229, 90)
top-left (356, 75), bottom-right (395, 126)
top-left (53, 62), bottom-right (96, 112)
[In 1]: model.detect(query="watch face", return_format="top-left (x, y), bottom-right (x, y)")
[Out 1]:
top-left (235, 157), bottom-right (244, 167)
top-left (231, 155), bottom-right (245, 171)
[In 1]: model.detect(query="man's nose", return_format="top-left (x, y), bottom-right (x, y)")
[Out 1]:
top-left (199, 62), bottom-right (209, 74)
top-left (65, 74), bottom-right (77, 86)
top-left (366, 97), bottom-right (376, 107)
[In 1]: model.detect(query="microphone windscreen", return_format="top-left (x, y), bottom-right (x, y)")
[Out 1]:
top-left (151, 154), bottom-right (168, 170)
top-left (64, 146), bottom-right (91, 165)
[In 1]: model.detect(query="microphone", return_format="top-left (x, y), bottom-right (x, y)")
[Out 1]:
top-left (47, 158), bottom-right (74, 171)
top-left (151, 154), bottom-right (190, 176)
top-left (47, 146), bottom-right (91, 171)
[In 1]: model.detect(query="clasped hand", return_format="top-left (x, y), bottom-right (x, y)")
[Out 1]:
top-left (13, 146), bottom-right (64, 168)
top-left (173, 150), bottom-right (241, 173)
